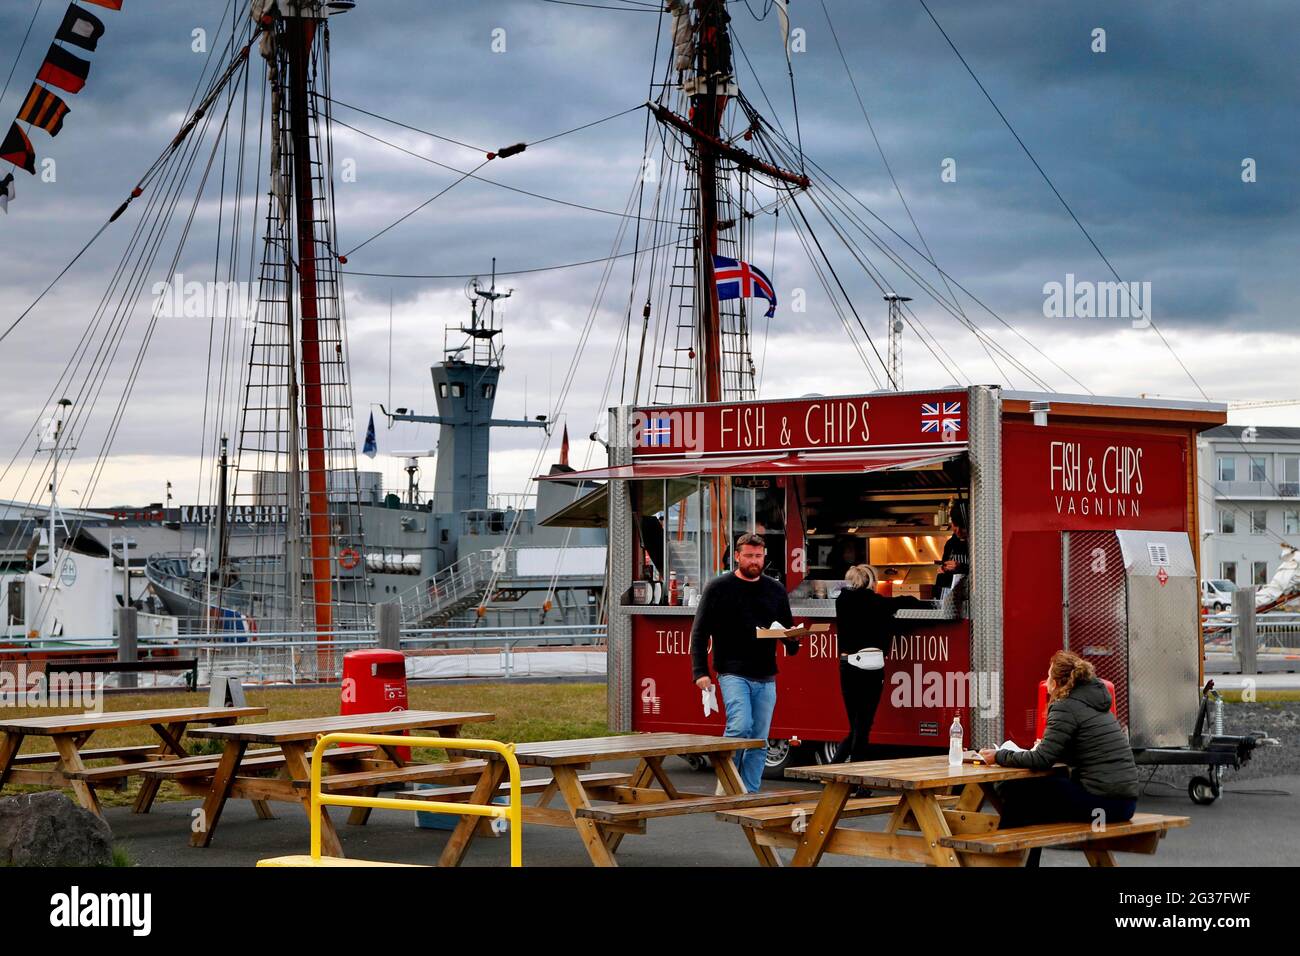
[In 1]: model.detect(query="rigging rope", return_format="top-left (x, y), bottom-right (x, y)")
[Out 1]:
top-left (0, 0), bottom-right (44, 112)
top-left (339, 234), bottom-right (691, 280)
top-left (820, 0), bottom-right (1010, 386)
top-left (338, 157), bottom-right (491, 259)
top-left (916, 0), bottom-right (1197, 394)
top-left (326, 113), bottom-right (678, 228)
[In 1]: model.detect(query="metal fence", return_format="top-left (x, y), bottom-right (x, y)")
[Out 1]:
top-left (1203, 610), bottom-right (1300, 668)
top-left (0, 624), bottom-right (607, 688)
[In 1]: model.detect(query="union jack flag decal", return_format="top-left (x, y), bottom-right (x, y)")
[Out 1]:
top-left (643, 417), bottom-right (673, 446)
top-left (921, 401), bottom-right (962, 435)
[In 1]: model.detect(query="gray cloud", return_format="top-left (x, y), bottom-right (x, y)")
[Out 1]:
top-left (0, 0), bottom-right (1295, 503)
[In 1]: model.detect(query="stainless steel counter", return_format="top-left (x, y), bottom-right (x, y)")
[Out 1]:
top-left (621, 603), bottom-right (962, 621)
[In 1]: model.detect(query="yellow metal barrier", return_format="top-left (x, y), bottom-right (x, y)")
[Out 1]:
top-left (258, 733), bottom-right (523, 867)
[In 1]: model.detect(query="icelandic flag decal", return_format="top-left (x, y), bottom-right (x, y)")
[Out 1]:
top-left (643, 417), bottom-right (673, 447)
top-left (714, 254), bottom-right (777, 318)
top-left (921, 401), bottom-right (962, 435)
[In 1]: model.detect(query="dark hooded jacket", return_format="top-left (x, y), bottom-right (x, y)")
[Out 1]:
top-left (995, 677), bottom-right (1139, 799)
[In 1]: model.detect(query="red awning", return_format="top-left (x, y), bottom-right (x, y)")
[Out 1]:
top-left (537, 448), bottom-right (964, 482)
top-left (538, 454), bottom-right (787, 482)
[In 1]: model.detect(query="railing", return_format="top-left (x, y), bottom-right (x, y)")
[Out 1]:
top-left (1212, 480), bottom-right (1300, 499)
top-left (0, 624), bottom-right (607, 686)
top-left (1204, 610), bottom-right (1300, 665)
top-left (373, 491), bottom-right (537, 510)
top-left (394, 550), bottom-right (497, 627)
top-left (258, 733), bottom-right (523, 867)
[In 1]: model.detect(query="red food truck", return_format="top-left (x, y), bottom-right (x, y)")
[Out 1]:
top-left (541, 385), bottom-right (1226, 777)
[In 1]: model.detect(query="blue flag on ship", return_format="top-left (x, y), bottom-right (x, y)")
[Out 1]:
top-left (363, 411), bottom-right (377, 459)
top-left (714, 254), bottom-right (777, 318)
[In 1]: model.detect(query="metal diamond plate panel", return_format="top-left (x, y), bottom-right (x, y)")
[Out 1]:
top-left (1065, 530), bottom-right (1129, 728)
top-left (1117, 530), bottom-right (1199, 748)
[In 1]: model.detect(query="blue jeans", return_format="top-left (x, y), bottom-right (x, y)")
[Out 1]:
top-left (717, 674), bottom-right (777, 794)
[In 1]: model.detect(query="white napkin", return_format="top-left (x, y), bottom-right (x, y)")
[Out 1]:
top-left (846, 649), bottom-right (885, 671)
top-left (702, 684), bottom-right (719, 717)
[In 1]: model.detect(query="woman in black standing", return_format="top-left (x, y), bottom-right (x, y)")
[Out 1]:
top-left (832, 564), bottom-right (923, 763)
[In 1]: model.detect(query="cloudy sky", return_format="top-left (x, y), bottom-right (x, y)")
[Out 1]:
top-left (0, 0), bottom-right (1296, 509)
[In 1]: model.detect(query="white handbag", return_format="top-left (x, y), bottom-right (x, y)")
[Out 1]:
top-left (846, 648), bottom-right (885, 671)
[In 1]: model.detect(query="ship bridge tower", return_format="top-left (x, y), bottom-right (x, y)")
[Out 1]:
top-left (386, 265), bottom-right (549, 569)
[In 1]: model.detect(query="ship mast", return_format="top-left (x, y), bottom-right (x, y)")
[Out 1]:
top-left (690, 0), bottom-right (731, 404)
top-left (653, 1), bottom-right (807, 405)
top-left (235, 0), bottom-right (365, 658)
top-left (285, 11), bottom-right (334, 636)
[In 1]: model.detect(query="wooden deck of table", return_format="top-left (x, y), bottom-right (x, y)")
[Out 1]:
top-left (428, 732), bottom-right (806, 867)
top-left (0, 706), bottom-right (267, 817)
top-left (183, 710), bottom-right (494, 857)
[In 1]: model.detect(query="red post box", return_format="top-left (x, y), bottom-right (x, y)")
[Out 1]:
top-left (1033, 677), bottom-right (1117, 742)
top-left (341, 649), bottom-right (410, 760)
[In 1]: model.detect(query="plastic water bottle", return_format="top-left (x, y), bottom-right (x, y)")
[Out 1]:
top-left (948, 714), bottom-right (963, 768)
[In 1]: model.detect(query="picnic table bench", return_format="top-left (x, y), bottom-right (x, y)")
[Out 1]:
top-left (9, 744), bottom-right (161, 767)
top-left (395, 770), bottom-right (633, 804)
top-left (438, 732), bottom-right (805, 867)
top-left (0, 706), bottom-right (267, 817)
top-left (938, 812), bottom-right (1190, 866)
top-left (185, 710), bottom-right (494, 856)
top-left (718, 755), bottom-right (1188, 867)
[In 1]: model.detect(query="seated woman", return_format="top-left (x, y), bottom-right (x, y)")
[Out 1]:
top-left (978, 650), bottom-right (1139, 866)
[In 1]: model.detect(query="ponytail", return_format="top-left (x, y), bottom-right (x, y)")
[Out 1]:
top-left (1048, 649), bottom-right (1095, 701)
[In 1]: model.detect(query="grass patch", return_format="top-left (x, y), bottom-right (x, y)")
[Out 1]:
top-left (1, 682), bottom-right (609, 808)
top-left (1221, 690), bottom-right (1300, 703)
top-left (111, 846), bottom-right (133, 867)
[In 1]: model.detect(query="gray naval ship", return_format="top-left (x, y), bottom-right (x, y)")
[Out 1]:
top-left (364, 277), bottom-right (609, 629)
top-left (142, 277), bottom-right (608, 634)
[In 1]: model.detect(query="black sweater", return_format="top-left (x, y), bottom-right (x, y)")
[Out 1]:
top-left (834, 587), bottom-right (924, 656)
top-left (690, 572), bottom-right (797, 681)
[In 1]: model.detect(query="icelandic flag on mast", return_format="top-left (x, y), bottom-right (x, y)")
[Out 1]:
top-left (713, 255), bottom-right (777, 318)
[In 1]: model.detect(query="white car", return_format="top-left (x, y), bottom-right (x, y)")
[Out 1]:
top-left (1201, 579), bottom-right (1236, 612)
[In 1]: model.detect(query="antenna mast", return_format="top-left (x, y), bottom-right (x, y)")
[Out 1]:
top-left (884, 294), bottom-right (911, 391)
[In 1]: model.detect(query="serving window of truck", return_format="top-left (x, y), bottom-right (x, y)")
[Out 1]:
top-left (541, 385), bottom-right (1226, 767)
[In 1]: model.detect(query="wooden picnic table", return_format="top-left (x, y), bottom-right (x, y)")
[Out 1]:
top-left (779, 755), bottom-right (1054, 867)
top-left (0, 706), bottom-right (268, 818)
top-left (185, 710), bottom-right (494, 856)
top-left (746, 755), bottom-right (1187, 867)
top-left (433, 732), bottom-right (805, 868)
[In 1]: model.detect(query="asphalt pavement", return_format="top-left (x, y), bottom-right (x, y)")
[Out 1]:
top-left (103, 757), bottom-right (1300, 868)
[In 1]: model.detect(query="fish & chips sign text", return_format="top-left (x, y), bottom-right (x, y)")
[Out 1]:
top-left (629, 393), bottom-right (964, 454)
top-left (1049, 440), bottom-right (1144, 517)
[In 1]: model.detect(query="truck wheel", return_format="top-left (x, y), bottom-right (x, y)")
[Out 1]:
top-left (1188, 776), bottom-right (1218, 805)
top-left (813, 741), bottom-right (839, 765)
top-left (681, 753), bottom-right (709, 773)
top-left (761, 738), bottom-right (795, 779)
top-left (1212, 602), bottom-right (1225, 612)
